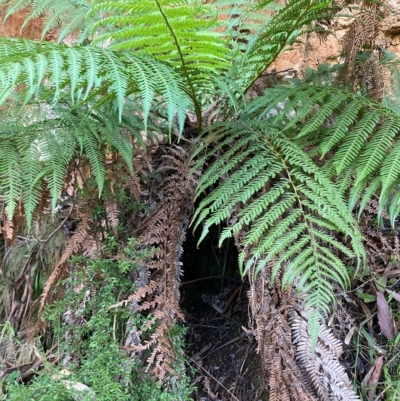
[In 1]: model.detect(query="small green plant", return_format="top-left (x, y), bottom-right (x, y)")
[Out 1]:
top-left (3, 237), bottom-right (194, 401)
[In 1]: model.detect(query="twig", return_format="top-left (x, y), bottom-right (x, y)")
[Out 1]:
top-left (188, 356), bottom-right (240, 401)
top-left (36, 204), bottom-right (74, 244)
top-left (203, 333), bottom-right (252, 360)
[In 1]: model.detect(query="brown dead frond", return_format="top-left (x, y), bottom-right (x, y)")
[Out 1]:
top-left (40, 214), bottom-right (93, 314)
top-left (104, 197), bottom-right (119, 239)
top-left (291, 307), bottom-right (360, 401)
top-left (0, 198), bottom-right (24, 246)
top-left (111, 145), bottom-right (199, 380)
top-left (337, 4), bottom-right (386, 103)
top-left (248, 263), bottom-right (316, 401)
top-left (355, 55), bottom-right (385, 102)
top-left (340, 10), bottom-right (380, 77)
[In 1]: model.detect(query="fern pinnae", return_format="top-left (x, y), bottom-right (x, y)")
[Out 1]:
top-left (211, 73), bottom-right (244, 114)
top-left (358, 179), bottom-right (383, 219)
top-left (195, 140), bottom-right (256, 191)
top-left (192, 129), bottom-right (253, 178)
top-left (251, 222), bottom-right (308, 277)
top-left (0, 0), bottom-right (29, 19)
top-left (39, 0), bottom-right (73, 32)
top-left (333, 110), bottom-right (382, 174)
top-left (245, 85), bottom-right (307, 118)
top-left (296, 93), bottom-right (349, 139)
top-left (305, 214), bottom-right (341, 233)
top-left (217, 185), bottom-right (295, 245)
top-left (233, 184), bottom-right (294, 231)
top-left (241, 201), bottom-right (300, 249)
top-left (82, 46), bottom-right (101, 99)
top-left (124, 54), bottom-right (155, 131)
top-left (22, 58), bottom-right (38, 102)
top-left (244, 209), bottom-right (303, 259)
top-left (268, 225), bottom-right (307, 261)
top-left (287, 259), bottom-right (317, 292)
top-left (306, 288), bottom-right (333, 315)
top-left (66, 47), bottom-right (83, 104)
top-left (274, 237), bottom-right (312, 273)
top-left (34, 54), bottom-right (48, 97)
top-left (149, 60), bottom-right (191, 135)
top-left (57, 8), bottom-right (92, 44)
top-left (42, 128), bottom-right (75, 211)
top-left (49, 49), bottom-right (65, 101)
top-left (347, 177), bottom-right (367, 213)
top-left (309, 252), bottom-right (348, 290)
top-left (193, 150), bottom-right (273, 224)
top-left (319, 98), bottom-right (362, 156)
top-left (299, 195), bottom-right (355, 237)
top-left (98, 114), bottom-right (133, 174)
top-left (213, 171), bottom-right (273, 221)
top-left (279, 246), bottom-right (313, 281)
top-left (379, 140), bottom-right (400, 207)
top-left (355, 118), bottom-right (400, 185)
top-left (103, 51), bottom-right (128, 121)
top-left (21, 147), bottom-right (43, 229)
top-left (310, 227), bottom-right (355, 259)
top-left (388, 190), bottom-right (400, 228)
top-left (242, 0), bottom-right (334, 91)
top-left (282, 90), bottom-right (331, 133)
top-left (82, 130), bottom-right (106, 196)
top-left (24, 0), bottom-right (63, 23)
top-left (0, 140), bottom-right (22, 219)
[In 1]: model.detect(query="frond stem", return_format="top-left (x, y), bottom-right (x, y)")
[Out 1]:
top-left (259, 134), bottom-right (322, 284)
top-left (154, 0), bottom-right (202, 132)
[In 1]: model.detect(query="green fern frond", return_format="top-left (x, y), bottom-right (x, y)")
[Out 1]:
top-left (320, 100), bottom-right (365, 157)
top-left (0, 98), bottom-right (149, 225)
top-left (355, 118), bottom-right (400, 184)
top-left (242, 0), bottom-right (336, 91)
top-left (380, 141), bottom-right (400, 210)
top-left (20, 146), bottom-right (44, 229)
top-left (244, 84), bottom-right (400, 222)
top-left (0, 38), bottom-right (191, 128)
top-left (357, 177), bottom-right (382, 217)
top-left (332, 110), bottom-right (382, 174)
top-left (0, 0), bottom-right (93, 43)
top-left (90, 0), bottom-right (231, 79)
top-left (0, 140), bottom-right (22, 219)
top-left (388, 190), bottom-right (400, 228)
top-left (193, 119), bottom-right (365, 344)
top-left (81, 130), bottom-right (106, 196)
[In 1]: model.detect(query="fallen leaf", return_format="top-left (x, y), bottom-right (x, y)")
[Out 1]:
top-left (377, 292), bottom-right (394, 339)
top-left (367, 355), bottom-right (384, 400)
top-left (344, 326), bottom-right (356, 345)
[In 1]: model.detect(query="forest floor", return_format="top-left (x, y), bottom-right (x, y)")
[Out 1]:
top-left (181, 277), bottom-right (267, 401)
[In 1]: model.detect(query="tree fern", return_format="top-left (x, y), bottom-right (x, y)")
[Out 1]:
top-left (192, 119), bottom-right (365, 345)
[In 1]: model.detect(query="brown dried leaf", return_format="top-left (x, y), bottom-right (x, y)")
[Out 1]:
top-left (376, 292), bottom-right (394, 339)
top-left (367, 355), bottom-right (384, 401)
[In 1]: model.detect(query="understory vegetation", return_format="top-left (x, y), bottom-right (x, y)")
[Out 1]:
top-left (1, 0), bottom-right (400, 399)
